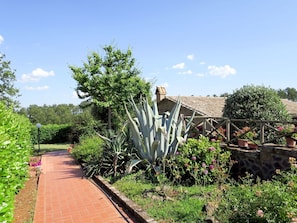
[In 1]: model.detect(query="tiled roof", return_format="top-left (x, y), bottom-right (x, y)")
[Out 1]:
top-left (165, 96), bottom-right (297, 117)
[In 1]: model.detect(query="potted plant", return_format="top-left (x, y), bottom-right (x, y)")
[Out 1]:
top-left (277, 124), bottom-right (297, 148)
top-left (234, 126), bottom-right (256, 148)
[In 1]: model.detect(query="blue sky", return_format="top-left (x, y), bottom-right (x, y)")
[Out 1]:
top-left (1, 1), bottom-right (297, 108)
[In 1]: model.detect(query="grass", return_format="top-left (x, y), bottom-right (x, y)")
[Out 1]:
top-left (111, 173), bottom-right (218, 223)
top-left (33, 143), bottom-right (69, 155)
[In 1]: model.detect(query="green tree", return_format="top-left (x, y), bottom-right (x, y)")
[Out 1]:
top-left (223, 85), bottom-right (291, 121)
top-left (69, 45), bottom-right (152, 129)
top-left (223, 85), bottom-right (291, 142)
top-left (0, 53), bottom-right (19, 107)
top-left (277, 87), bottom-right (297, 102)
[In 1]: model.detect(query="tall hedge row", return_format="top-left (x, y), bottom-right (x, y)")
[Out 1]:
top-left (0, 102), bottom-right (32, 223)
top-left (31, 124), bottom-right (72, 144)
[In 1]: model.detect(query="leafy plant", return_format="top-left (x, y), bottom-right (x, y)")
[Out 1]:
top-left (95, 130), bottom-right (138, 178)
top-left (125, 96), bottom-right (195, 171)
top-left (233, 126), bottom-right (256, 140)
top-left (166, 136), bottom-right (232, 186)
top-left (71, 134), bottom-right (104, 163)
top-left (0, 102), bottom-right (32, 223)
top-left (277, 124), bottom-right (297, 139)
top-left (223, 85), bottom-right (292, 142)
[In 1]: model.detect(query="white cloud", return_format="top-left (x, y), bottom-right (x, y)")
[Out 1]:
top-left (187, 54), bottom-right (194, 60)
top-left (172, 62), bottom-right (185, 69)
top-left (207, 65), bottom-right (236, 78)
top-left (200, 61), bottom-right (206, 65)
top-left (0, 35), bottom-right (3, 44)
top-left (25, 85), bottom-right (49, 91)
top-left (178, 70), bottom-right (193, 75)
top-left (21, 68), bottom-right (55, 82)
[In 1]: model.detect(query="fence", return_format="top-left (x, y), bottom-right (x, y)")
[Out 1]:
top-left (187, 116), bottom-right (297, 146)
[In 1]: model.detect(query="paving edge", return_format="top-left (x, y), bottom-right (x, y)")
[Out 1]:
top-left (91, 175), bottom-right (157, 223)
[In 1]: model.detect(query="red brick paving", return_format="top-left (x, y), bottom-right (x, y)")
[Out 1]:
top-left (33, 150), bottom-right (129, 223)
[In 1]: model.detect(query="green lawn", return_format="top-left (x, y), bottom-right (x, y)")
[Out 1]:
top-left (33, 143), bottom-right (69, 155)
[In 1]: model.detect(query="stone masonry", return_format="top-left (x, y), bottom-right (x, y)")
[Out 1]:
top-left (229, 144), bottom-right (297, 180)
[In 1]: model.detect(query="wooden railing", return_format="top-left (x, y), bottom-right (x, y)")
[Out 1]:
top-left (186, 116), bottom-right (297, 146)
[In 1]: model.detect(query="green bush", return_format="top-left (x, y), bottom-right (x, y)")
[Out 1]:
top-left (214, 180), bottom-right (297, 222)
top-left (223, 85), bottom-right (291, 121)
top-left (31, 124), bottom-right (72, 144)
top-left (71, 135), bottom-right (104, 163)
top-left (166, 136), bottom-right (231, 186)
top-left (223, 85), bottom-right (291, 142)
top-left (0, 102), bottom-right (32, 223)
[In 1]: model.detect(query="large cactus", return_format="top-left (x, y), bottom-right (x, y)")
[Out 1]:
top-left (125, 97), bottom-right (195, 165)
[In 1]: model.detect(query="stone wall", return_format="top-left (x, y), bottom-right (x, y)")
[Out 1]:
top-left (229, 144), bottom-right (297, 180)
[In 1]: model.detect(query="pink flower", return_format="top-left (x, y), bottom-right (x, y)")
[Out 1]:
top-left (191, 156), bottom-right (197, 161)
top-left (202, 163), bottom-right (206, 168)
top-left (203, 169), bottom-right (208, 175)
top-left (256, 209), bottom-right (264, 218)
top-left (209, 164), bottom-right (214, 170)
top-left (212, 159), bottom-right (216, 164)
top-left (209, 147), bottom-right (215, 151)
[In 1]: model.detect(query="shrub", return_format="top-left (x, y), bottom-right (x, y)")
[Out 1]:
top-left (31, 124), bottom-right (72, 144)
top-left (0, 102), bottom-right (32, 223)
top-left (71, 135), bottom-right (104, 163)
top-left (223, 85), bottom-right (291, 121)
top-left (96, 130), bottom-right (137, 178)
top-left (165, 136), bottom-right (232, 186)
top-left (214, 159), bottom-right (297, 222)
top-left (223, 85), bottom-right (291, 142)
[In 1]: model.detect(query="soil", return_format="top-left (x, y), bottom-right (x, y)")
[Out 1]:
top-left (12, 157), bottom-right (40, 223)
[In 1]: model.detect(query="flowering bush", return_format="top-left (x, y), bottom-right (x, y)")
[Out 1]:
top-left (233, 126), bottom-right (256, 140)
top-left (165, 135), bottom-right (232, 186)
top-left (277, 124), bottom-right (297, 139)
top-left (214, 158), bottom-right (297, 222)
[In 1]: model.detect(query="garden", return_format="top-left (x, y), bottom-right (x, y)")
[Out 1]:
top-left (2, 44), bottom-right (297, 222)
top-left (70, 88), bottom-right (297, 223)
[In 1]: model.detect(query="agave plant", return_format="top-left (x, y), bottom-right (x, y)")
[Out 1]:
top-left (125, 96), bottom-right (195, 167)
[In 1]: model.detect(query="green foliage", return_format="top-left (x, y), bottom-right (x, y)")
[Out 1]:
top-left (31, 124), bottom-right (72, 144)
top-left (223, 85), bottom-right (291, 122)
top-left (95, 130), bottom-right (137, 178)
top-left (214, 170), bottom-right (297, 222)
top-left (126, 97), bottom-right (195, 168)
top-left (112, 172), bottom-right (216, 222)
top-left (0, 102), bottom-right (32, 223)
top-left (0, 53), bottom-right (19, 107)
top-left (70, 44), bottom-right (152, 129)
top-left (24, 103), bottom-right (81, 125)
top-left (166, 136), bottom-right (231, 186)
top-left (223, 85), bottom-right (292, 142)
top-left (277, 87), bottom-right (297, 102)
top-left (71, 135), bottom-right (104, 163)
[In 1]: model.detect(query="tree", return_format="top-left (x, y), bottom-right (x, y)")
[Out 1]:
top-left (69, 45), bottom-right (152, 129)
top-left (223, 85), bottom-right (291, 142)
top-left (0, 53), bottom-right (19, 107)
top-left (223, 85), bottom-right (291, 121)
top-left (277, 87), bottom-right (297, 102)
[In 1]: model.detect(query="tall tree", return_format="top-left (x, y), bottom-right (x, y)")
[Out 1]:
top-left (69, 45), bottom-right (152, 129)
top-left (277, 87), bottom-right (297, 102)
top-left (0, 53), bottom-right (19, 107)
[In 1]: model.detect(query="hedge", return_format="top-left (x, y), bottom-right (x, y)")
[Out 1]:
top-left (0, 102), bottom-right (32, 222)
top-left (31, 124), bottom-right (72, 144)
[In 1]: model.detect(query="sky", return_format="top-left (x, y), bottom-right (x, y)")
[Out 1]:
top-left (1, 1), bottom-right (297, 108)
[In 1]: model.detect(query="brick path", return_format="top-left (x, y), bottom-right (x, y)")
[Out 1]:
top-left (33, 150), bottom-right (130, 223)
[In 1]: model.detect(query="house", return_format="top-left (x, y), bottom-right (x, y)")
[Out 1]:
top-left (155, 86), bottom-right (297, 119)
